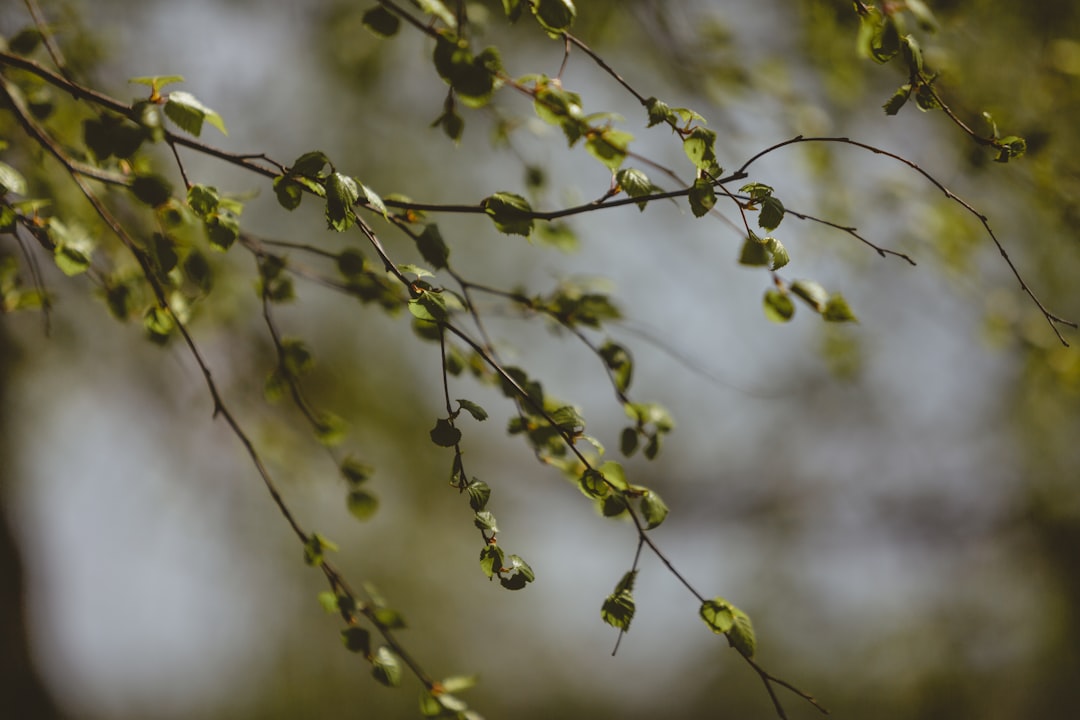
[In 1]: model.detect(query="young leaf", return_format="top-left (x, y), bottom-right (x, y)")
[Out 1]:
top-left (480, 544), bottom-right (504, 579)
top-left (688, 178), bottom-right (716, 218)
top-left (314, 412), bottom-right (349, 446)
top-left (585, 128), bottom-right (632, 170)
top-left (682, 126), bottom-right (718, 172)
top-left (466, 480), bottom-right (491, 511)
top-left (457, 399), bottom-right (488, 422)
top-left (429, 418), bottom-right (461, 447)
top-left (790, 279), bottom-right (828, 312)
top-left (131, 174), bottom-right (173, 208)
top-left (763, 289), bottom-right (795, 323)
top-left (164, 91), bottom-right (227, 137)
top-left (416, 224), bottom-right (450, 269)
top-left (340, 456), bottom-right (374, 485)
top-left (341, 627), bottom-right (371, 654)
top-left (640, 490), bottom-right (669, 529)
top-left (699, 598), bottom-right (735, 634)
top-left (346, 489), bottom-right (379, 520)
top-left (620, 427), bottom-right (639, 457)
top-left (823, 293), bottom-right (858, 322)
top-left (482, 192), bottom-right (534, 236)
top-left (728, 606), bottom-right (757, 658)
top-left (371, 646), bottom-right (402, 687)
top-left (303, 533), bottom-right (339, 567)
top-left (474, 510), bottom-right (498, 534)
top-left (615, 168), bottom-right (657, 211)
top-left (759, 196), bottom-right (785, 231)
top-left (0, 162), bottom-right (27, 195)
top-left (644, 97), bottom-right (675, 127)
top-left (326, 172), bottom-right (360, 232)
top-left (532, 0), bottom-right (576, 33)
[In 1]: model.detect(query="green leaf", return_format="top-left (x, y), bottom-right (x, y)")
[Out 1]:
top-left (532, 0), bottom-right (576, 33)
top-left (738, 234), bottom-right (770, 267)
top-left (371, 647), bottom-right (402, 687)
top-left (482, 192), bottom-right (534, 236)
top-left (416, 224), bottom-right (449, 269)
top-left (585, 128), bottom-right (632, 170)
top-left (314, 411), bottom-right (349, 446)
top-left (341, 627), bottom-right (371, 654)
top-left (474, 510), bottom-right (498, 534)
top-left (54, 242), bottom-right (91, 276)
top-left (142, 305), bottom-right (174, 344)
top-left (129, 75), bottom-right (184, 98)
top-left (273, 176), bottom-right (304, 210)
top-left (164, 91), bottom-right (227, 137)
top-left (759, 196), bottom-right (785, 231)
top-left (535, 221), bottom-right (579, 251)
top-left (688, 178), bottom-right (716, 217)
top-left (499, 554), bottom-right (534, 590)
top-left (600, 492), bottom-right (628, 517)
top-left (280, 338), bottom-right (314, 378)
top-left (640, 490), bottom-right (669, 529)
top-left (644, 97), bottom-right (675, 127)
top-left (682, 126), bottom-right (718, 172)
top-left (790, 279), bottom-right (828, 312)
top-left (579, 468), bottom-right (610, 499)
top-left (317, 591), bottom-right (339, 614)
top-left (823, 293), bottom-right (858, 322)
top-left (601, 571), bottom-right (637, 630)
top-left (766, 236), bottom-right (790, 270)
top-left (346, 489), bottom-right (379, 520)
top-left (303, 533), bottom-right (339, 567)
top-left (616, 168), bottom-right (657, 211)
top-left (340, 456), bottom-right (374, 485)
top-left (466, 480), bottom-right (491, 511)
top-left (186, 184), bottom-right (219, 218)
top-left (429, 418), bottom-right (461, 447)
top-left (9, 28), bottom-right (43, 56)
top-left (700, 598), bottom-right (735, 634)
top-left (643, 432), bottom-right (662, 460)
top-left (362, 5), bottom-right (400, 37)
top-left (290, 150), bottom-right (330, 178)
top-left (131, 174), bottom-right (173, 208)
top-left (373, 607), bottom-right (406, 629)
top-left (205, 212), bottom-right (239, 251)
top-left (763, 289), bottom-right (795, 323)
top-left (883, 84), bottom-right (912, 115)
top-left (0, 162), bottom-right (27, 196)
top-left (619, 427), bottom-right (639, 457)
top-left (325, 172), bottom-right (359, 232)
top-left (480, 544), bottom-right (504, 578)
top-left (599, 341), bottom-right (632, 393)
top-left (457, 399), bottom-right (488, 422)
top-left (995, 135), bottom-right (1027, 163)
top-left (728, 606), bottom-right (757, 658)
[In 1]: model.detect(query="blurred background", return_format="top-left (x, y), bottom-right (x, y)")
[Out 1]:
top-left (2, 1), bottom-right (1079, 718)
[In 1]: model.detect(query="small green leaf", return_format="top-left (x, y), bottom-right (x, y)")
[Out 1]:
top-left (641, 490), bottom-right (669, 529)
top-left (362, 5), bottom-right (400, 36)
top-left (759, 196), bottom-right (785, 231)
top-left (326, 172), bottom-right (360, 232)
top-left (429, 418), bottom-right (461, 447)
top-left (317, 591), bottom-right (339, 614)
top-left (790, 279), bottom-right (828, 312)
top-left (599, 341), bottom-right (632, 393)
top-left (823, 293), bottom-right (858, 322)
top-left (480, 544), bottom-right (503, 578)
top-left (303, 533), bottom-right (339, 567)
top-left (600, 492), bottom-right (628, 518)
top-left (164, 91), bottom-right (227, 137)
top-left (373, 607), bottom-right (406, 629)
top-left (532, 0), bottom-right (576, 33)
top-left (371, 646), bottom-right (402, 687)
top-left (883, 84), bottom-right (912, 115)
top-left (688, 178), bottom-right (716, 217)
top-left (416, 224), bottom-right (449, 269)
top-left (619, 427), bottom-right (639, 457)
top-left (341, 456), bottom-right (374, 485)
top-left (728, 606), bottom-right (757, 658)
top-left (457, 399), bottom-right (488, 422)
top-left (314, 411), bottom-right (349, 446)
top-left (474, 510), bottom-right (498, 534)
top-left (766, 236), bottom-right (790, 270)
top-left (129, 75), bottom-right (185, 97)
top-left (346, 489), bottom-right (379, 520)
top-left (616, 168), bottom-right (658, 211)
top-left (341, 627), bottom-right (371, 654)
top-left (644, 97), bottom-right (675, 127)
top-left (738, 235), bottom-right (770, 267)
top-left (700, 598), bottom-right (735, 634)
top-left (143, 305), bottom-right (174, 344)
top-left (995, 135), bottom-right (1027, 163)
top-left (466, 480), bottom-right (491, 511)
top-left (585, 128), bottom-right (632, 170)
top-left (601, 572), bottom-right (637, 630)
top-left (186, 184), bottom-right (219, 218)
top-left (482, 192), bottom-right (534, 236)
top-left (579, 468), bottom-right (610, 499)
top-left (682, 126), bottom-right (718, 172)
top-left (763, 289), bottom-right (796, 323)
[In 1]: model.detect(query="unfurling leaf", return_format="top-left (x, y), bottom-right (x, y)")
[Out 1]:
top-left (700, 597), bottom-right (735, 634)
